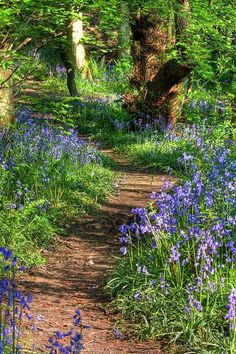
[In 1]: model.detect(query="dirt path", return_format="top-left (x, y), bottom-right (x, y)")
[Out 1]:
top-left (20, 148), bottom-right (171, 354)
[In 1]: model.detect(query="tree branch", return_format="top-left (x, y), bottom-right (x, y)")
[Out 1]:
top-left (15, 37), bottom-right (32, 51)
top-left (0, 65), bottom-right (19, 89)
top-left (13, 67), bottom-right (38, 97)
top-left (33, 31), bottom-right (65, 54)
top-left (145, 59), bottom-right (193, 103)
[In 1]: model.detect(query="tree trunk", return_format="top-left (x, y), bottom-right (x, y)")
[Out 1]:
top-left (167, 0), bottom-right (175, 45)
top-left (175, 0), bottom-right (190, 57)
top-left (60, 17), bottom-right (80, 97)
top-left (0, 68), bottom-right (15, 127)
top-left (70, 13), bottom-right (90, 78)
top-left (130, 13), bottom-right (167, 89)
top-left (169, 0), bottom-right (191, 122)
top-left (60, 46), bottom-right (78, 97)
top-left (126, 5), bottom-right (192, 126)
top-left (66, 67), bottom-right (78, 97)
top-left (145, 59), bottom-right (192, 125)
top-left (117, 3), bottom-right (131, 60)
top-left (60, 12), bottom-right (90, 97)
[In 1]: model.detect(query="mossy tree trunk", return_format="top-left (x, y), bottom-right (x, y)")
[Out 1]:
top-left (166, 0), bottom-right (191, 125)
top-left (60, 45), bottom-right (78, 97)
top-left (144, 59), bottom-right (192, 125)
top-left (117, 2), bottom-right (131, 60)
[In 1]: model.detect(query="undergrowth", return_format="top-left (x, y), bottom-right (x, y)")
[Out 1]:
top-left (13, 59), bottom-right (236, 352)
top-left (0, 109), bottom-right (115, 266)
top-left (32, 66), bottom-right (233, 178)
top-left (107, 126), bottom-right (236, 353)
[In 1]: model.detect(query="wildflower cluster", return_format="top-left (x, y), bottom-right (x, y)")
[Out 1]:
top-left (0, 247), bottom-right (88, 353)
top-left (47, 310), bottom-right (88, 354)
top-left (0, 109), bottom-right (114, 264)
top-left (0, 109), bottom-right (101, 209)
top-left (114, 127), bottom-right (236, 351)
top-left (0, 248), bottom-right (31, 354)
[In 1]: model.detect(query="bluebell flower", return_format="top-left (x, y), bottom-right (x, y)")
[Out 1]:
top-left (225, 289), bottom-right (236, 329)
top-left (134, 292), bottom-right (142, 301)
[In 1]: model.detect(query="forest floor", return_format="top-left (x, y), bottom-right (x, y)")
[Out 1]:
top-left (19, 146), bottom-right (173, 353)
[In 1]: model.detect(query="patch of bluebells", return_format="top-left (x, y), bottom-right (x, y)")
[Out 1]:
top-left (78, 98), bottom-right (131, 132)
top-left (164, 122), bottom-right (208, 145)
top-left (0, 248), bottom-right (32, 354)
top-left (188, 99), bottom-right (226, 116)
top-left (225, 289), bottom-right (236, 332)
top-left (112, 119), bottom-right (129, 131)
top-left (73, 95), bottom-right (164, 134)
top-left (55, 65), bottom-right (67, 79)
top-left (117, 125), bottom-right (236, 344)
top-left (0, 108), bottom-right (102, 211)
top-left (0, 248), bottom-right (88, 353)
top-left (47, 309), bottom-right (89, 354)
top-left (133, 114), bottom-right (167, 133)
top-left (14, 108), bottom-right (100, 165)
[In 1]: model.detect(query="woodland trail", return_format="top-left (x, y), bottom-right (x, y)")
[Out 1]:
top-left (20, 147), bottom-right (172, 354)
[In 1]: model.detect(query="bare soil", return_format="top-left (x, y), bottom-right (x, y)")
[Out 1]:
top-left (20, 148), bottom-right (173, 354)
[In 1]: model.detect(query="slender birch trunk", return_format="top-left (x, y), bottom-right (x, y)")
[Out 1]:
top-left (61, 12), bottom-right (90, 96)
top-left (0, 67), bottom-right (15, 127)
top-left (70, 13), bottom-right (89, 78)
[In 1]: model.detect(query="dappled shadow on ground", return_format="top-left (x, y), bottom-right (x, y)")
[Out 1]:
top-left (19, 149), bottom-right (173, 353)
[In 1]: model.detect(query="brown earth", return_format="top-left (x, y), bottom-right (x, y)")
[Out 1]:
top-left (19, 147), bottom-right (174, 354)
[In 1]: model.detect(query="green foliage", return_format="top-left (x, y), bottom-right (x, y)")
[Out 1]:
top-left (77, 58), bottom-right (133, 96)
top-left (1, 0), bottom-right (235, 113)
top-left (0, 116), bottom-right (115, 266)
top-left (122, 138), bottom-right (193, 173)
top-left (107, 237), bottom-right (230, 352)
top-left (0, 0), bottom-right (235, 349)
top-left (106, 121), bottom-right (236, 352)
top-left (184, 1), bottom-right (236, 97)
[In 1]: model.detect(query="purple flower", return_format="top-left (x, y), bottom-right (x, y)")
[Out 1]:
top-left (136, 263), bottom-right (142, 273)
top-left (113, 328), bottom-right (123, 339)
top-left (225, 289), bottom-right (236, 328)
top-left (142, 265), bottom-right (149, 275)
top-left (169, 244), bottom-right (181, 263)
top-left (188, 295), bottom-right (203, 312)
top-left (134, 292), bottom-right (142, 301)
top-left (120, 246), bottom-right (128, 255)
top-left (150, 279), bottom-right (156, 288)
top-left (159, 276), bottom-right (170, 295)
top-left (0, 248), bottom-right (13, 260)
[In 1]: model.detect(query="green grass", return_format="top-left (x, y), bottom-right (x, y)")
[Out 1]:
top-left (0, 118), bottom-right (116, 267)
top-left (8, 59), bottom-right (236, 353)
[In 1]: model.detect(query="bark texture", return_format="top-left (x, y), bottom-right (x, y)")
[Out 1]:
top-left (130, 13), bottom-right (167, 89)
top-left (175, 0), bottom-right (190, 56)
top-left (60, 13), bottom-right (90, 97)
top-left (60, 16), bottom-right (80, 97)
top-left (70, 13), bottom-right (90, 78)
top-left (60, 47), bottom-right (78, 97)
top-left (145, 59), bottom-right (192, 125)
top-left (126, 4), bottom-right (192, 126)
top-left (0, 68), bottom-right (15, 127)
top-left (117, 3), bottom-right (131, 60)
